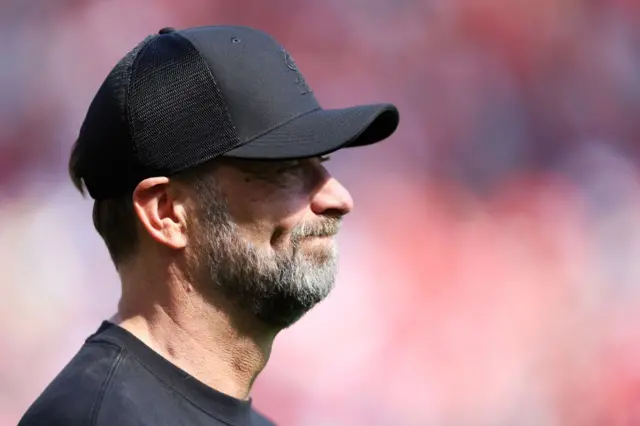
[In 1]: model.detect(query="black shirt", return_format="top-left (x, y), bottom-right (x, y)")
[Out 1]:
top-left (18, 322), bottom-right (275, 426)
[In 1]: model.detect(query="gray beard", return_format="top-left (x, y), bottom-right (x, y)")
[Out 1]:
top-left (190, 207), bottom-right (339, 329)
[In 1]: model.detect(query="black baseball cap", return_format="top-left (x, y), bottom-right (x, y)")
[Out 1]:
top-left (72, 25), bottom-right (400, 200)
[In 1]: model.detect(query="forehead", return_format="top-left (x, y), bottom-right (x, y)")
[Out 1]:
top-left (216, 158), bottom-right (314, 185)
top-left (173, 157), bottom-right (327, 199)
top-left (173, 157), bottom-right (291, 182)
top-left (229, 160), bottom-right (306, 190)
top-left (218, 157), bottom-right (298, 172)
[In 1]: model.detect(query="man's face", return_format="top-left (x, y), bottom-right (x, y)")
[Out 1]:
top-left (186, 157), bottom-right (353, 329)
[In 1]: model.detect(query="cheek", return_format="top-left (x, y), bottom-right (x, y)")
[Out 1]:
top-left (226, 184), bottom-right (310, 245)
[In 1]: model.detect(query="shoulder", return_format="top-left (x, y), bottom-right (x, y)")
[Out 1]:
top-left (18, 340), bottom-right (126, 426)
top-left (251, 409), bottom-right (277, 426)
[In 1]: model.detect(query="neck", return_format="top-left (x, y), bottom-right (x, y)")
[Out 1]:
top-left (114, 274), bottom-right (277, 401)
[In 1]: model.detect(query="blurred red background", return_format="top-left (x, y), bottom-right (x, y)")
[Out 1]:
top-left (2, 1), bottom-right (640, 425)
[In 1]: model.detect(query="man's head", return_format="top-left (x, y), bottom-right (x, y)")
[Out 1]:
top-left (70, 25), bottom-right (398, 328)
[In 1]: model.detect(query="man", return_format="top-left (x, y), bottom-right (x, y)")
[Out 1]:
top-left (19, 25), bottom-right (399, 425)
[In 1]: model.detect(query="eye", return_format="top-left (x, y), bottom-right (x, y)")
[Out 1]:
top-left (280, 160), bottom-right (302, 170)
top-left (319, 155), bottom-right (331, 163)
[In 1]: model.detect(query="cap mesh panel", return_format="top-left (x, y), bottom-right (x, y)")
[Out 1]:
top-left (128, 33), bottom-right (240, 175)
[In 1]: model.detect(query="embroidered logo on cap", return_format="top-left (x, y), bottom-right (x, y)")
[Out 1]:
top-left (282, 49), bottom-right (311, 95)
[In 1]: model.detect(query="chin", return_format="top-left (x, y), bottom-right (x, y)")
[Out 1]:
top-left (253, 290), bottom-right (329, 329)
top-left (252, 274), bottom-right (337, 329)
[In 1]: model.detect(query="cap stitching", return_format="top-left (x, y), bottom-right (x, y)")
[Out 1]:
top-left (237, 106), bottom-right (321, 147)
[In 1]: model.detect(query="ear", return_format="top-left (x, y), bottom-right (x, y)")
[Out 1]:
top-left (132, 177), bottom-right (188, 250)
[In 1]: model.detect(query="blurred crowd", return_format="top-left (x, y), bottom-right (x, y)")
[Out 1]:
top-left (2, 0), bottom-right (640, 425)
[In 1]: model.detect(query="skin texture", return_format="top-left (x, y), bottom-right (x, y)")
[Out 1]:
top-left (113, 156), bottom-right (353, 400)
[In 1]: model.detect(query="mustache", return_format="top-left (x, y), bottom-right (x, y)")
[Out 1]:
top-left (292, 218), bottom-right (342, 239)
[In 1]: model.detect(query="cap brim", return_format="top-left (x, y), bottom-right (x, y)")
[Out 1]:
top-left (222, 103), bottom-right (399, 160)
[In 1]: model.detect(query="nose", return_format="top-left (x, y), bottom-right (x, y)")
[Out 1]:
top-left (310, 175), bottom-right (354, 217)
